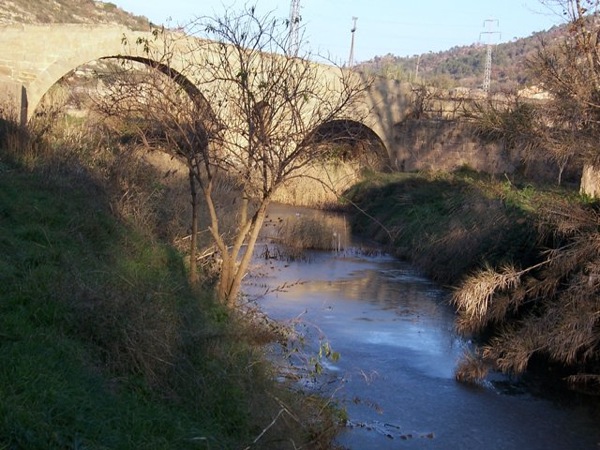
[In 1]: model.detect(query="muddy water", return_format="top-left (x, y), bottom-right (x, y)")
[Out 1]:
top-left (245, 204), bottom-right (600, 450)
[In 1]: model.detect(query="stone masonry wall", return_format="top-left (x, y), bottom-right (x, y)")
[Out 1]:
top-left (390, 118), bottom-right (572, 183)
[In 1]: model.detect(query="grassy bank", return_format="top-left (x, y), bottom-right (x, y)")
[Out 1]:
top-left (345, 169), bottom-right (549, 286)
top-left (0, 145), bottom-right (339, 448)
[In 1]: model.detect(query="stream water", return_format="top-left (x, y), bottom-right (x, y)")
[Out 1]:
top-left (245, 204), bottom-right (600, 450)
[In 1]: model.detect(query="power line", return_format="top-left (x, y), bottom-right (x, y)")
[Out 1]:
top-left (288, 0), bottom-right (301, 56)
top-left (479, 19), bottom-right (501, 93)
top-left (348, 16), bottom-right (358, 67)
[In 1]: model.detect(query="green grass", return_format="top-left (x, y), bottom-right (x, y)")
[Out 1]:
top-left (344, 170), bottom-right (556, 285)
top-left (0, 154), bottom-right (339, 449)
top-left (0, 166), bottom-right (211, 449)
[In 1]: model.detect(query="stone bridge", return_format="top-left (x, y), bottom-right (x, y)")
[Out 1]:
top-left (0, 23), bottom-right (416, 166)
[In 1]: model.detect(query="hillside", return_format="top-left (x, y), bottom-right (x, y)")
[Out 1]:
top-left (0, 0), bottom-right (150, 30)
top-left (357, 24), bottom-right (567, 91)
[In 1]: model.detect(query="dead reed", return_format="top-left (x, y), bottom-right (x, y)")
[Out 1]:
top-left (276, 214), bottom-right (349, 254)
top-left (272, 161), bottom-right (361, 208)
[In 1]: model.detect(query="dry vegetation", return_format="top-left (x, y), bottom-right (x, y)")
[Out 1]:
top-left (272, 161), bottom-right (363, 208)
top-left (345, 168), bottom-right (600, 394)
top-left (452, 197), bottom-right (600, 391)
top-left (442, 0), bottom-right (600, 391)
top-left (272, 213), bottom-right (350, 262)
top-left (0, 0), bottom-right (150, 29)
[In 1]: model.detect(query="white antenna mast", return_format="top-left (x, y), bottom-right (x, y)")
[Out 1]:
top-left (289, 0), bottom-right (301, 56)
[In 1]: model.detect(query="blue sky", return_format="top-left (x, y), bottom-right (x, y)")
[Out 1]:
top-left (113, 0), bottom-right (565, 64)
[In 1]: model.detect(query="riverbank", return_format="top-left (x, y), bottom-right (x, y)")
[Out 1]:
top-left (248, 210), bottom-right (600, 450)
top-left (344, 169), bottom-right (546, 285)
top-left (343, 169), bottom-right (600, 395)
top-left (0, 146), bottom-right (340, 449)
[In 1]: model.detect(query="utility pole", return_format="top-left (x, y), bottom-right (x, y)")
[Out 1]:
top-left (348, 16), bottom-right (358, 67)
top-left (479, 19), bottom-right (501, 93)
top-left (288, 0), bottom-right (301, 56)
top-left (414, 54), bottom-right (421, 83)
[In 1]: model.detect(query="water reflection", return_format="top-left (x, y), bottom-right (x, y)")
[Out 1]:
top-left (246, 205), bottom-right (600, 450)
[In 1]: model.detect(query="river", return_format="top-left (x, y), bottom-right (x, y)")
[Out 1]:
top-left (244, 204), bottom-right (600, 450)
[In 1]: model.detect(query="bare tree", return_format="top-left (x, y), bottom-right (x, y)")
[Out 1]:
top-left (462, 1), bottom-right (600, 189)
top-left (191, 8), bottom-right (368, 305)
top-left (465, 93), bottom-right (546, 170)
top-left (93, 49), bottom-right (216, 284)
top-left (99, 7), bottom-right (368, 305)
top-left (529, 0), bottom-right (600, 194)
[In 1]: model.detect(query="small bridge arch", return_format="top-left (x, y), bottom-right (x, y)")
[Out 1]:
top-left (308, 118), bottom-right (391, 170)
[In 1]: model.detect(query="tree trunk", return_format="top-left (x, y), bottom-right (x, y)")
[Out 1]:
top-left (217, 252), bottom-right (234, 302)
top-left (214, 201), bottom-right (270, 307)
top-left (580, 164), bottom-right (600, 198)
top-left (225, 202), bottom-right (269, 307)
top-left (188, 168), bottom-right (199, 284)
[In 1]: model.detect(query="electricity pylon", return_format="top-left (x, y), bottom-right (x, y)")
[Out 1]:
top-left (479, 19), bottom-right (501, 93)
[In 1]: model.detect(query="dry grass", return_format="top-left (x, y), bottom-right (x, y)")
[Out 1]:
top-left (275, 214), bottom-right (349, 257)
top-left (451, 264), bottom-right (523, 334)
top-left (454, 350), bottom-right (489, 385)
top-left (452, 197), bottom-right (600, 389)
top-left (272, 161), bottom-right (362, 208)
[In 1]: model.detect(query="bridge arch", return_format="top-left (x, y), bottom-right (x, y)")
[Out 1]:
top-left (0, 25), bottom-right (412, 161)
top-left (32, 53), bottom-right (218, 141)
top-left (308, 119), bottom-right (391, 170)
top-left (0, 25), bottom-right (148, 123)
top-left (34, 56), bottom-right (209, 116)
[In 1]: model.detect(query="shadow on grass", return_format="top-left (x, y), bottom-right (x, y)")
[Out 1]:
top-left (0, 142), bottom-right (339, 449)
top-left (343, 170), bottom-right (540, 285)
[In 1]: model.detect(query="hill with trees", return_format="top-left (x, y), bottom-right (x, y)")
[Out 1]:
top-left (357, 24), bottom-right (567, 92)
